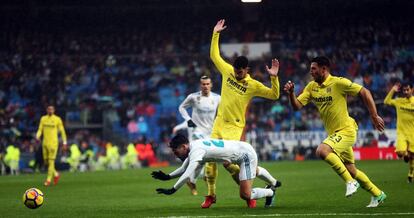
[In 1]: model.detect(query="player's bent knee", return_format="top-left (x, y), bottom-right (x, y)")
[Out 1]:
top-left (316, 144), bottom-right (332, 159)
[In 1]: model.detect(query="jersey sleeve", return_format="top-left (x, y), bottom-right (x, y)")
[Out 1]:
top-left (383, 89), bottom-right (397, 106)
top-left (178, 94), bottom-right (194, 121)
top-left (35, 117), bottom-right (44, 139)
top-left (169, 157), bottom-right (189, 178)
top-left (297, 83), bottom-right (312, 106)
top-left (336, 77), bottom-right (363, 96)
top-left (210, 32), bottom-right (233, 76)
top-left (58, 117), bottom-right (67, 144)
top-left (172, 149), bottom-right (205, 190)
top-left (253, 76), bottom-right (280, 100)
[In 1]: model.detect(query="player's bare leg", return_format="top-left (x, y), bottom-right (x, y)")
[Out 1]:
top-left (186, 181), bottom-right (197, 195)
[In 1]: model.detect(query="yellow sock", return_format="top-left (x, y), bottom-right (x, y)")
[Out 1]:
top-left (409, 159), bottom-right (414, 178)
top-left (324, 153), bottom-right (353, 182)
top-left (225, 164), bottom-right (240, 184)
top-left (205, 162), bottom-right (217, 196)
top-left (46, 159), bottom-right (55, 181)
top-left (355, 169), bottom-right (381, 196)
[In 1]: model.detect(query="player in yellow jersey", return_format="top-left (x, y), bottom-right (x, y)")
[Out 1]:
top-left (202, 19), bottom-right (281, 208)
top-left (284, 56), bottom-right (386, 207)
top-left (384, 82), bottom-right (414, 183)
top-left (36, 105), bottom-right (67, 186)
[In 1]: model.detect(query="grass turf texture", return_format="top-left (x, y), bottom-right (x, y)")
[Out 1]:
top-left (1, 160), bottom-right (413, 218)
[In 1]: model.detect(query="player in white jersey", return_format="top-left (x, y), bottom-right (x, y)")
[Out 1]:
top-left (152, 134), bottom-right (282, 208)
top-left (174, 75), bottom-right (221, 195)
top-left (178, 75), bottom-right (221, 141)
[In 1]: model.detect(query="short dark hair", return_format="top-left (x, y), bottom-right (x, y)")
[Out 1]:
top-left (311, 56), bottom-right (331, 69)
top-left (402, 82), bottom-right (413, 88)
top-left (169, 134), bottom-right (189, 149)
top-left (233, 56), bottom-right (249, 69)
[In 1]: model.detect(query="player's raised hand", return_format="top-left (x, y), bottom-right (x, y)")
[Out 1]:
top-left (371, 115), bottom-right (385, 132)
top-left (392, 83), bottom-right (401, 92)
top-left (214, 19), bottom-right (227, 33)
top-left (156, 188), bottom-right (176, 195)
top-left (151, 170), bottom-right (171, 181)
top-left (265, 58), bottom-right (279, 77)
top-left (284, 81), bottom-right (295, 94)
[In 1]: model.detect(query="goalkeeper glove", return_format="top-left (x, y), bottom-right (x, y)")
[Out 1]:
top-left (151, 170), bottom-right (171, 181)
top-left (156, 188), bottom-right (176, 195)
top-left (187, 120), bottom-right (197, 128)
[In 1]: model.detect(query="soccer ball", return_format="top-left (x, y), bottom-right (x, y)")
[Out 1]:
top-left (22, 188), bottom-right (44, 209)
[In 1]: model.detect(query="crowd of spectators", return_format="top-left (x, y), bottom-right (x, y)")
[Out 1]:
top-left (1, 1), bottom-right (413, 171)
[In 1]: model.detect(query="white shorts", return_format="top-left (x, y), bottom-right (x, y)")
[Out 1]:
top-left (238, 150), bottom-right (257, 181)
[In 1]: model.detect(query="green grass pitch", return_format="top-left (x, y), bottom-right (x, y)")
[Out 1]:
top-left (1, 160), bottom-right (413, 217)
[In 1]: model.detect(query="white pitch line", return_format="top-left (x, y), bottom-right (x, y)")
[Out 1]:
top-left (156, 212), bottom-right (414, 218)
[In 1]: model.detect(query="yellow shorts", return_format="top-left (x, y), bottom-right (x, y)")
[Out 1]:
top-left (211, 118), bottom-right (244, 140)
top-left (396, 134), bottom-right (414, 153)
top-left (43, 145), bottom-right (58, 160)
top-left (323, 129), bottom-right (357, 164)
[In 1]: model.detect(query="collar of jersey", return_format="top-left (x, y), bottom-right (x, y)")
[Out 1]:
top-left (231, 73), bottom-right (252, 82)
top-left (320, 74), bottom-right (333, 87)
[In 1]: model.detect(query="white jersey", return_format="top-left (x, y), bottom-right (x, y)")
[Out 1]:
top-left (178, 91), bottom-right (220, 137)
top-left (172, 139), bottom-right (257, 190)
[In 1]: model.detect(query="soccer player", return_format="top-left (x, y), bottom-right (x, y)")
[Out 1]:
top-left (36, 105), bottom-right (67, 186)
top-left (384, 82), bottom-right (414, 183)
top-left (178, 75), bottom-right (221, 141)
top-left (176, 75), bottom-right (221, 195)
top-left (284, 56), bottom-right (386, 207)
top-left (203, 19), bottom-right (280, 208)
top-left (152, 134), bottom-right (281, 208)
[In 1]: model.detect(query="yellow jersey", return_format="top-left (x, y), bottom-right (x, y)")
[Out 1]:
top-left (297, 75), bottom-right (362, 135)
top-left (384, 92), bottom-right (414, 137)
top-left (36, 114), bottom-right (67, 146)
top-left (210, 32), bottom-right (280, 128)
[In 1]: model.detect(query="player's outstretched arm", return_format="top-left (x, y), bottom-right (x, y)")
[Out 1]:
top-left (210, 19), bottom-right (232, 74)
top-left (284, 81), bottom-right (303, 110)
top-left (359, 87), bottom-right (385, 132)
top-left (384, 84), bottom-right (399, 106)
top-left (169, 157), bottom-right (190, 179)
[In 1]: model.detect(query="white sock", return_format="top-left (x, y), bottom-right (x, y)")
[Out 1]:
top-left (257, 166), bottom-right (276, 186)
top-left (251, 188), bottom-right (273, 199)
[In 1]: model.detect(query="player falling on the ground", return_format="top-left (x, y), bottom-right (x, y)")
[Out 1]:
top-left (36, 105), bottom-right (67, 186)
top-left (152, 134), bottom-right (281, 208)
top-left (203, 18), bottom-right (280, 208)
top-left (284, 56), bottom-right (386, 207)
top-left (174, 75), bottom-right (221, 195)
top-left (384, 82), bottom-right (414, 183)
